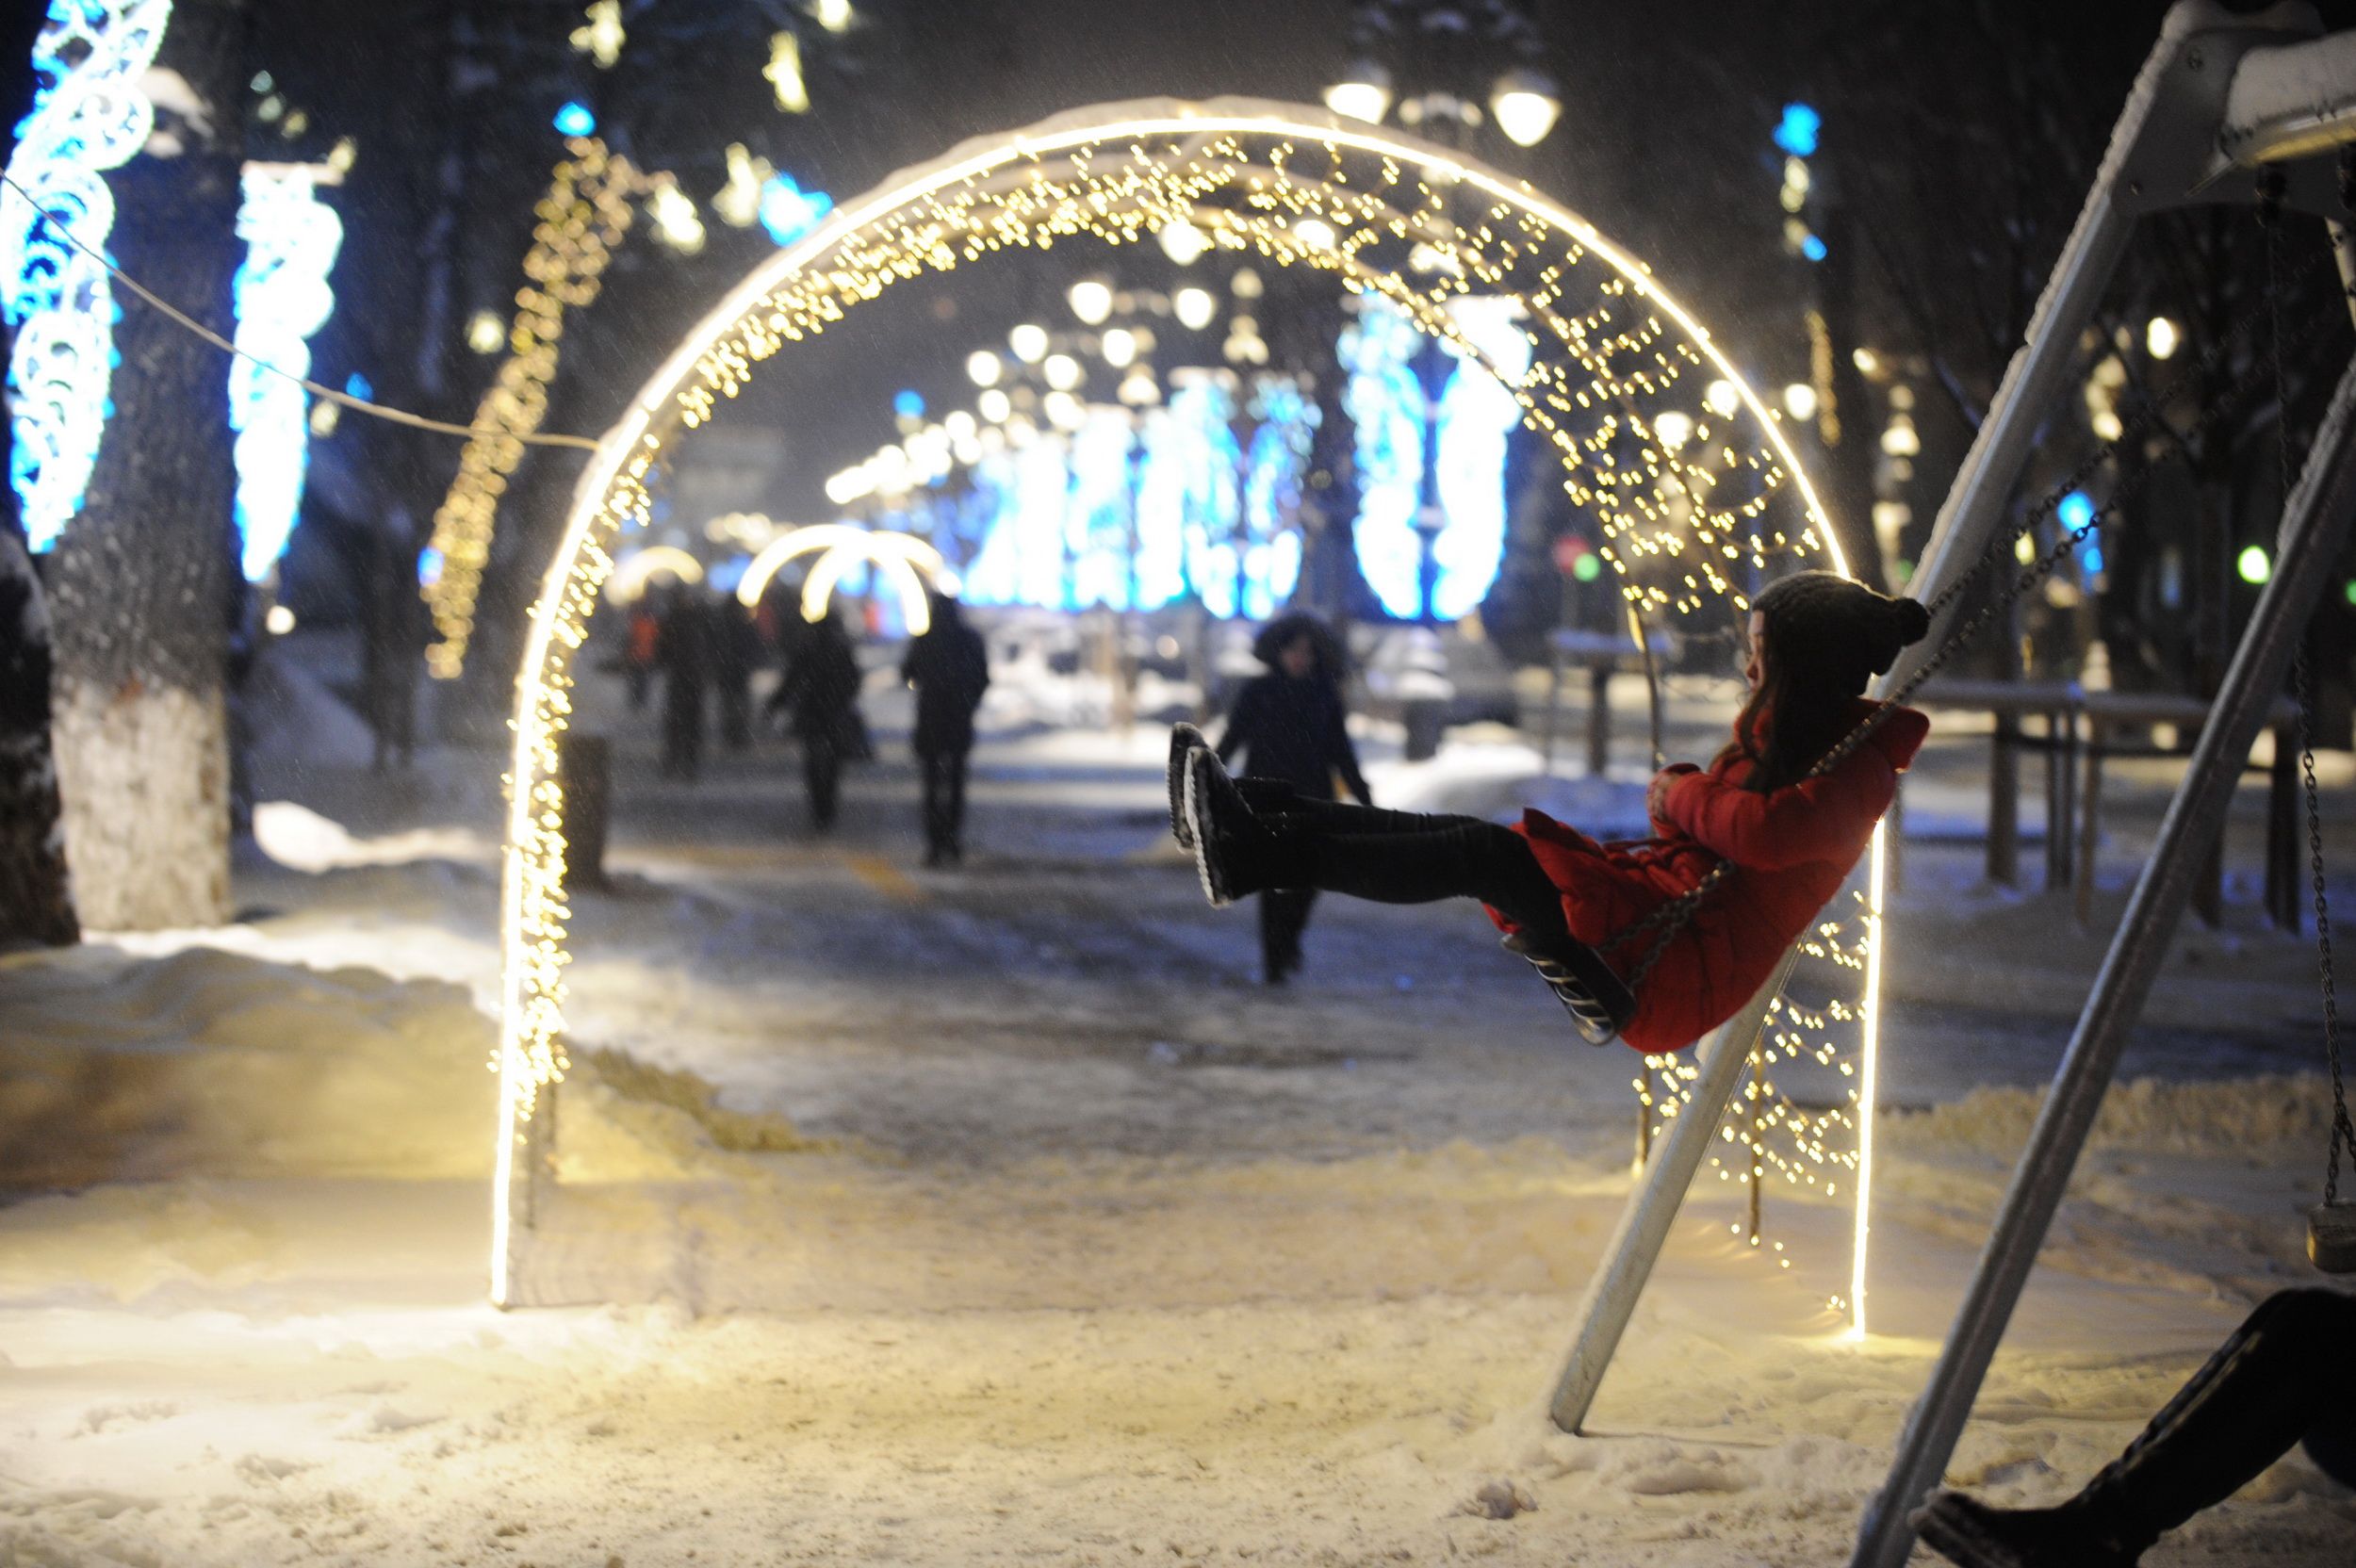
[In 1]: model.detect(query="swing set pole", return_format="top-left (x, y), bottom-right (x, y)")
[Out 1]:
top-left (1548, 953), bottom-right (1798, 1432)
top-left (1850, 350), bottom-right (2356, 1568)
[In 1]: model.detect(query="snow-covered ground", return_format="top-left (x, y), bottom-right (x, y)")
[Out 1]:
top-left (3, 650), bottom-right (2352, 1566)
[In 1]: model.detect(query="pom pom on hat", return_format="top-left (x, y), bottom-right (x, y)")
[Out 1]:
top-left (1754, 572), bottom-right (1932, 693)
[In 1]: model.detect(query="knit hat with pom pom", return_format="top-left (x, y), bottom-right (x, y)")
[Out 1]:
top-left (1753, 571), bottom-right (1932, 696)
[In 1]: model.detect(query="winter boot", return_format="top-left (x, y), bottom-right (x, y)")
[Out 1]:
top-left (1183, 748), bottom-right (1301, 907)
top-left (1499, 930), bottom-right (1638, 1047)
top-left (1913, 1494), bottom-right (2140, 1568)
top-left (1168, 724), bottom-right (1208, 849)
top-left (1169, 724), bottom-right (1299, 849)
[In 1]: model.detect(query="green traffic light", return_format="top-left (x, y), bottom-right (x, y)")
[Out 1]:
top-left (2236, 545), bottom-right (2270, 585)
top-left (1572, 553), bottom-right (1602, 582)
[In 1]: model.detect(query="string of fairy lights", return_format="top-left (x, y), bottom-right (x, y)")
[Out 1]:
top-left (421, 139), bottom-right (640, 680)
top-left (489, 103), bottom-right (1883, 1316)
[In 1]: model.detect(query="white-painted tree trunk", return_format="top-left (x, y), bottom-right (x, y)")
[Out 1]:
top-left (51, 678), bottom-right (228, 930)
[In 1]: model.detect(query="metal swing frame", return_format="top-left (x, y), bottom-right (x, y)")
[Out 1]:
top-left (1545, 15), bottom-right (2356, 1568)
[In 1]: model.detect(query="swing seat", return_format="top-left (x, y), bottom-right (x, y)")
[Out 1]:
top-left (2308, 1203), bottom-right (2356, 1274)
top-left (1500, 930), bottom-right (1638, 1047)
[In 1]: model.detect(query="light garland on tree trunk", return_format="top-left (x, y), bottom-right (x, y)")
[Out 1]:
top-left (1, 0), bottom-right (174, 553)
top-left (421, 139), bottom-right (638, 680)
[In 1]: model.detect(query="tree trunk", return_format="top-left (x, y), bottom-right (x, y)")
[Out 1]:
top-left (46, 0), bottom-right (245, 930)
top-left (0, 1), bottom-right (77, 945)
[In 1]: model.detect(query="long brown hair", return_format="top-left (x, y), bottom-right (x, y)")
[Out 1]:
top-left (1713, 574), bottom-right (1931, 793)
top-left (1715, 656), bottom-right (1859, 794)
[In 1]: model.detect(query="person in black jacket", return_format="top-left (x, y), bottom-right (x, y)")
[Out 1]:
top-left (901, 593), bottom-right (990, 866)
top-left (1214, 612), bottom-right (1370, 983)
top-left (655, 587), bottom-right (717, 782)
top-left (773, 610), bottom-right (864, 831)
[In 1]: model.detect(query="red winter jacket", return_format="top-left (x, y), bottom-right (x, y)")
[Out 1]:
top-left (1493, 698), bottom-right (1930, 1054)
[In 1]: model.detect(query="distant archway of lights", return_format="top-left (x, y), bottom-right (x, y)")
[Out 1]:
top-left (734, 522), bottom-right (958, 634)
top-left (602, 544), bottom-right (704, 603)
top-left (492, 97), bottom-right (1883, 1333)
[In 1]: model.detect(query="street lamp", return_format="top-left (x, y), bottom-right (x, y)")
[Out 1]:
top-left (1323, 59), bottom-right (1394, 124)
top-left (1068, 277), bottom-right (1114, 325)
top-left (1487, 67), bottom-right (1561, 147)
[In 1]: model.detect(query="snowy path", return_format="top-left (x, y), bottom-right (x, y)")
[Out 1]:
top-left (3, 670), bottom-right (2352, 1566)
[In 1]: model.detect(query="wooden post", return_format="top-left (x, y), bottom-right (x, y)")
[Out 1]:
top-left (1541, 633), bottom-right (1565, 776)
top-left (1585, 663), bottom-right (1612, 778)
top-left (1988, 715), bottom-right (2020, 887)
top-left (559, 733), bottom-right (612, 891)
top-left (2076, 726), bottom-right (2105, 929)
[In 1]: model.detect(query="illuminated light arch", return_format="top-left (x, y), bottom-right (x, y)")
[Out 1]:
top-left (601, 544), bottom-right (705, 604)
top-left (493, 98), bottom-right (1887, 1331)
top-left (733, 522), bottom-right (958, 634)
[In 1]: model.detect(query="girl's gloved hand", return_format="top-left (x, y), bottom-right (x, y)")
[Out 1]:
top-left (1646, 763), bottom-right (1700, 826)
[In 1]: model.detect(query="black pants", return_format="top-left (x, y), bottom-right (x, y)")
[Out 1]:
top-left (718, 679), bottom-right (752, 751)
top-left (1263, 796), bottom-right (1570, 941)
top-left (919, 747), bottom-right (970, 858)
top-left (663, 683), bottom-right (706, 780)
top-left (2080, 1287), bottom-right (2356, 1546)
top-left (803, 736), bottom-right (842, 829)
top-left (1258, 887), bottom-right (1317, 980)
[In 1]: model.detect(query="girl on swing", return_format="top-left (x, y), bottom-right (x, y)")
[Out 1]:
top-left (1170, 572), bottom-right (1933, 1052)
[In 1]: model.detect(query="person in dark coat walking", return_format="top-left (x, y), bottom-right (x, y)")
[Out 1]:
top-left (901, 592), bottom-right (990, 866)
top-left (656, 587), bottom-right (718, 782)
top-left (712, 596), bottom-right (761, 752)
top-left (1213, 613), bottom-right (1371, 983)
top-left (774, 610), bottom-right (863, 831)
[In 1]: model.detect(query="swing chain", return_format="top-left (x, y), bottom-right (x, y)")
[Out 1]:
top-left (2295, 646), bottom-right (2350, 1202)
top-left (2266, 165), bottom-right (2356, 1206)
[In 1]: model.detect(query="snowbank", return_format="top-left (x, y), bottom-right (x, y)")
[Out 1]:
top-left (0, 944), bottom-right (812, 1191)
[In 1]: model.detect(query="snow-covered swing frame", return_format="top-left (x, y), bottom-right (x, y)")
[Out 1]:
top-left (1841, 3), bottom-right (2356, 1564)
top-left (488, 99), bottom-right (1890, 1396)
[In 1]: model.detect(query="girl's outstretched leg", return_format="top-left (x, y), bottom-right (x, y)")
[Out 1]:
top-left (1180, 747), bottom-right (1635, 1041)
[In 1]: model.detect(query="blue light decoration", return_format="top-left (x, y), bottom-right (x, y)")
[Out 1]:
top-left (758, 171), bottom-right (834, 247)
top-left (343, 370), bottom-right (371, 400)
top-left (1340, 297), bottom-right (1428, 619)
top-left (1774, 102), bottom-right (1821, 158)
top-left (553, 100), bottom-right (597, 137)
top-left (1430, 297), bottom-right (1530, 620)
top-left (1800, 233), bottom-right (1827, 263)
top-left (2, 0), bottom-right (174, 552)
top-left (1012, 434), bottom-right (1071, 610)
top-left (1341, 295), bottom-right (1528, 621)
top-left (1158, 377), bottom-right (1247, 618)
top-left (2057, 490), bottom-right (2095, 531)
top-left (956, 448), bottom-right (1022, 604)
top-left (228, 166), bottom-right (344, 580)
top-left (1237, 375), bottom-right (1318, 620)
top-left (1066, 407), bottom-right (1137, 610)
top-left (892, 387), bottom-right (924, 419)
top-left (417, 545), bottom-right (445, 586)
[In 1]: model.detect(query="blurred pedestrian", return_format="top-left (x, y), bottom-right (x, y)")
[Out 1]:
top-left (1917, 1286), bottom-right (2356, 1568)
top-left (656, 587), bottom-right (716, 781)
top-left (625, 596), bottom-right (662, 711)
top-left (1212, 612), bottom-right (1370, 983)
top-left (713, 596), bottom-right (761, 752)
top-left (902, 591), bottom-right (990, 866)
top-left (775, 610), bottom-right (864, 831)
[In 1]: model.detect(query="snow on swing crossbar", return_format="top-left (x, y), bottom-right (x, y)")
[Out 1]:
top-left (1824, 5), bottom-right (2356, 1567)
top-left (490, 99), bottom-right (1890, 1336)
